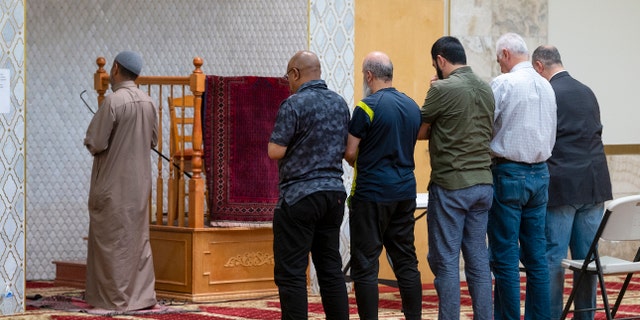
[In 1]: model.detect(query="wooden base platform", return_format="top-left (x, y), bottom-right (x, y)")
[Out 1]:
top-left (53, 226), bottom-right (277, 302)
top-left (150, 225), bottom-right (277, 302)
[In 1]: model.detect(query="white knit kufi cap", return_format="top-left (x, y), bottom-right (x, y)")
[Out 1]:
top-left (114, 51), bottom-right (143, 75)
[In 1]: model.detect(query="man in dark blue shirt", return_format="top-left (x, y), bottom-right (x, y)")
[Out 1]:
top-left (269, 50), bottom-right (350, 320)
top-left (345, 51), bottom-right (423, 320)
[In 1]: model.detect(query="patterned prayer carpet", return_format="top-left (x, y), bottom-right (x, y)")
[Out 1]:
top-left (202, 75), bottom-right (290, 225)
top-left (13, 275), bottom-right (640, 319)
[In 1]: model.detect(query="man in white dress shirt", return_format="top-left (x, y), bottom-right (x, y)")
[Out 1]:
top-left (487, 33), bottom-right (557, 320)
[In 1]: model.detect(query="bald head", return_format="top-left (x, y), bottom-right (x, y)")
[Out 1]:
top-left (363, 51), bottom-right (393, 82)
top-left (286, 50), bottom-right (322, 93)
top-left (290, 51), bottom-right (321, 76)
top-left (532, 45), bottom-right (565, 80)
top-left (361, 51), bottom-right (393, 95)
top-left (532, 45), bottom-right (562, 66)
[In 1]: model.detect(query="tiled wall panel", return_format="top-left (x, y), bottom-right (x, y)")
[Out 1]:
top-left (0, 0), bottom-right (26, 314)
top-left (26, 0), bottom-right (308, 280)
top-left (309, 0), bottom-right (354, 291)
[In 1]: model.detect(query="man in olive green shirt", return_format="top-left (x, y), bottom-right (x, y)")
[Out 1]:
top-left (418, 36), bottom-right (495, 320)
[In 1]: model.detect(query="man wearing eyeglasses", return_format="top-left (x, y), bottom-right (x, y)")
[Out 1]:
top-left (269, 50), bottom-right (350, 320)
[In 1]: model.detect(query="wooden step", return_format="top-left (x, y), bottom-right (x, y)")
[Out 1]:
top-left (52, 260), bottom-right (86, 289)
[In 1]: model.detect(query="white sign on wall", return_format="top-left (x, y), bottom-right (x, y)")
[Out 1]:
top-left (0, 69), bottom-right (9, 114)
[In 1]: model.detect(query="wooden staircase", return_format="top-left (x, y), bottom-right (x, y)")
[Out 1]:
top-left (52, 260), bottom-right (86, 289)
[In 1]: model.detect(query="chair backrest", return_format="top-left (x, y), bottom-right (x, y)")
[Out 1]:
top-left (168, 95), bottom-right (195, 157)
top-left (601, 194), bottom-right (640, 241)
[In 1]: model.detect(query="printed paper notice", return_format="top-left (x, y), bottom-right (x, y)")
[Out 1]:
top-left (0, 69), bottom-right (9, 113)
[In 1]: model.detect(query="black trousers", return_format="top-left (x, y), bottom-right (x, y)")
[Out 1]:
top-left (349, 198), bottom-right (423, 320)
top-left (273, 191), bottom-right (349, 320)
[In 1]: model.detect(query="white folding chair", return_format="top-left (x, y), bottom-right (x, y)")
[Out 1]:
top-left (561, 194), bottom-right (640, 320)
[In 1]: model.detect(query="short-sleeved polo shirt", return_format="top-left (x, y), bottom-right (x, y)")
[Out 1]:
top-left (349, 87), bottom-right (421, 202)
top-left (270, 79), bottom-right (350, 205)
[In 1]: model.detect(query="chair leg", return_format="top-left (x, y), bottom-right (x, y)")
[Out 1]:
top-left (597, 269), bottom-right (613, 320)
top-left (562, 268), bottom-right (586, 320)
top-left (343, 260), bottom-right (352, 283)
top-left (612, 272), bottom-right (634, 318)
top-left (613, 248), bottom-right (640, 318)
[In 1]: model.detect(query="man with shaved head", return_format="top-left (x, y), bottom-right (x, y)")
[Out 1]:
top-left (269, 50), bottom-right (350, 319)
top-left (345, 51), bottom-right (423, 320)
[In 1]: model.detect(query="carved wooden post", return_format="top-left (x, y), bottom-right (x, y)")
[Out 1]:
top-left (188, 57), bottom-right (205, 228)
top-left (93, 57), bottom-right (109, 107)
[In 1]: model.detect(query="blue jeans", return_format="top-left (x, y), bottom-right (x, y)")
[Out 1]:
top-left (546, 203), bottom-right (603, 320)
top-left (488, 162), bottom-right (551, 320)
top-left (273, 191), bottom-right (349, 320)
top-left (349, 198), bottom-right (422, 320)
top-left (427, 183), bottom-right (493, 320)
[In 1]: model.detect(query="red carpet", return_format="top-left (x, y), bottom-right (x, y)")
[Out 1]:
top-left (17, 275), bottom-right (640, 319)
top-left (202, 75), bottom-right (290, 224)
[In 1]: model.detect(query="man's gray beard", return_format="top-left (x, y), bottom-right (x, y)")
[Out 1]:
top-left (363, 82), bottom-right (372, 97)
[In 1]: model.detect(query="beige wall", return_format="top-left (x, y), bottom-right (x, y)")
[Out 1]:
top-left (355, 0), bottom-right (444, 283)
top-left (549, 0), bottom-right (640, 145)
top-left (354, 0), bottom-right (443, 193)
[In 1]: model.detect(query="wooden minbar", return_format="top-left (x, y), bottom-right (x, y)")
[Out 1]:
top-left (54, 56), bottom-right (277, 302)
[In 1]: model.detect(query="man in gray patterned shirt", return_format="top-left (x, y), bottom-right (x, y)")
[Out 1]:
top-left (268, 50), bottom-right (350, 320)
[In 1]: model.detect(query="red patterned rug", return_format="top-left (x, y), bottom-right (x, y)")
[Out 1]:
top-left (17, 275), bottom-right (640, 319)
top-left (202, 75), bottom-right (290, 224)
